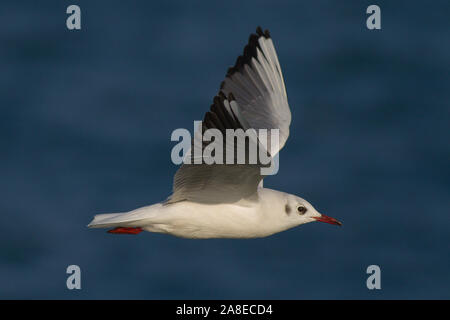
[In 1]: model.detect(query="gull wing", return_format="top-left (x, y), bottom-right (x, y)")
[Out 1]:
top-left (220, 26), bottom-right (291, 154)
top-left (167, 27), bottom-right (291, 204)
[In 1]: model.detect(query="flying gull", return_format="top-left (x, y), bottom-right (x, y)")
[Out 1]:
top-left (88, 26), bottom-right (342, 238)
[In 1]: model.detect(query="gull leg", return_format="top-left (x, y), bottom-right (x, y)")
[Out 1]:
top-left (107, 227), bottom-right (143, 235)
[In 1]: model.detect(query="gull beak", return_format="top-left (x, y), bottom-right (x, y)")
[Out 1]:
top-left (313, 214), bottom-right (342, 226)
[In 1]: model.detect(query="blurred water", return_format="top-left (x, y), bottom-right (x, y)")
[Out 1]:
top-left (0, 0), bottom-right (449, 299)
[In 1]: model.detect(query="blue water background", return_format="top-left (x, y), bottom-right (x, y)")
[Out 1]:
top-left (0, 0), bottom-right (449, 299)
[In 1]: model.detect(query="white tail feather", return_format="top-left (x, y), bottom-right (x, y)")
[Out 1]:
top-left (87, 203), bottom-right (163, 228)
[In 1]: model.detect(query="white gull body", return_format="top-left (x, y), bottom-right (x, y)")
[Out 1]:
top-left (88, 27), bottom-right (342, 238)
top-left (89, 189), bottom-right (333, 239)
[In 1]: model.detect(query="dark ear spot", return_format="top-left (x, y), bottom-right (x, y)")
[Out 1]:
top-left (285, 204), bottom-right (291, 215)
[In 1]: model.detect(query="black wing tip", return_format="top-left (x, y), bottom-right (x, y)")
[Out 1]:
top-left (225, 26), bottom-right (271, 79)
top-left (204, 92), bottom-right (243, 132)
top-left (256, 26), bottom-right (264, 36)
top-left (218, 91), bottom-right (226, 101)
top-left (256, 26), bottom-right (271, 38)
top-left (226, 66), bottom-right (237, 77)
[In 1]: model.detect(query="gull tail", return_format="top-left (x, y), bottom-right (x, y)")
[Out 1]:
top-left (87, 203), bottom-right (163, 232)
top-left (88, 212), bottom-right (145, 234)
top-left (87, 213), bottom-right (129, 229)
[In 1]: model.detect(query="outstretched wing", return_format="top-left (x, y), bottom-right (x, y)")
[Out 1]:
top-left (220, 26), bottom-right (291, 153)
top-left (168, 27), bottom-right (291, 204)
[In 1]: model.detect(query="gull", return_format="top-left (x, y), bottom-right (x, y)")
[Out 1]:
top-left (88, 26), bottom-right (342, 239)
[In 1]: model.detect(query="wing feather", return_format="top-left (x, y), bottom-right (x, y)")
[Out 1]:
top-left (168, 27), bottom-right (291, 204)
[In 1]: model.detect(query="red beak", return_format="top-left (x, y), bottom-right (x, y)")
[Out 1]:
top-left (313, 214), bottom-right (342, 226)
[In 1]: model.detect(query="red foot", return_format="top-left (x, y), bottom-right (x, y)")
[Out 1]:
top-left (107, 227), bottom-right (143, 235)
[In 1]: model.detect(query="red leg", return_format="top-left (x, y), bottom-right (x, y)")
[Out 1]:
top-left (107, 227), bottom-right (143, 235)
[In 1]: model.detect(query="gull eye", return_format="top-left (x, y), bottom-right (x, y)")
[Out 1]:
top-left (297, 206), bottom-right (307, 215)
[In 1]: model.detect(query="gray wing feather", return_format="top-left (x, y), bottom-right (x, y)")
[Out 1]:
top-left (167, 27), bottom-right (291, 204)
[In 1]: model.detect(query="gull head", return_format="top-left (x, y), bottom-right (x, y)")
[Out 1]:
top-left (283, 195), bottom-right (342, 228)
